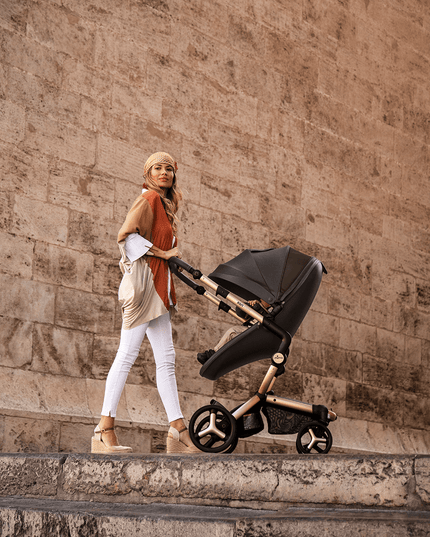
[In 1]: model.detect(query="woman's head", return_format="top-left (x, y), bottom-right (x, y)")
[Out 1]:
top-left (143, 152), bottom-right (182, 232)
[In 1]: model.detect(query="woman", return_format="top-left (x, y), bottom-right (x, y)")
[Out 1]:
top-left (91, 152), bottom-right (199, 454)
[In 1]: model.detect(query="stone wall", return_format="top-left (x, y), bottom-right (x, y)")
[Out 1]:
top-left (0, 0), bottom-right (429, 454)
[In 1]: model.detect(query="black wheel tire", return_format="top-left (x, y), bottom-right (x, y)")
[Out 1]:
top-left (189, 404), bottom-right (237, 453)
top-left (296, 421), bottom-right (333, 454)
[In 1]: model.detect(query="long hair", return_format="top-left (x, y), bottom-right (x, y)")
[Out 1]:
top-left (144, 169), bottom-right (183, 234)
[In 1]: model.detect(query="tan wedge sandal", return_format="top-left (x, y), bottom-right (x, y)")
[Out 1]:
top-left (91, 426), bottom-right (133, 454)
top-left (166, 426), bottom-right (201, 454)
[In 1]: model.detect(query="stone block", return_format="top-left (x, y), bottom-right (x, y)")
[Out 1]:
top-left (306, 213), bottom-right (357, 254)
top-left (7, 67), bottom-right (81, 127)
top-left (11, 195), bottom-right (68, 245)
top-left (49, 161), bottom-right (115, 219)
top-left (0, 0), bottom-right (29, 34)
top-left (96, 134), bottom-right (147, 183)
top-left (125, 384), bottom-right (167, 427)
top-left (2, 416), bottom-right (60, 453)
top-left (180, 201), bottom-right (222, 250)
top-left (33, 242), bottom-right (93, 291)
top-left (112, 81), bottom-right (162, 123)
top-left (0, 231), bottom-right (33, 278)
top-left (261, 197), bottom-right (306, 242)
top-left (37, 373), bottom-right (92, 417)
top-left (339, 318), bottom-right (376, 354)
top-left (0, 316), bottom-right (32, 368)
top-left (422, 340), bottom-right (430, 370)
top-left (0, 29), bottom-right (64, 86)
top-left (272, 369), bottom-right (304, 402)
top-left (303, 373), bottom-right (346, 415)
top-left (0, 99), bottom-right (25, 144)
top-left (94, 26), bottom-right (146, 84)
top-left (394, 305), bottom-right (430, 339)
top-left (0, 274), bottom-right (55, 324)
top-left (79, 96), bottom-right (131, 140)
top-left (63, 57), bottom-right (112, 102)
top-left (175, 349), bottom-right (213, 397)
top-left (147, 53), bottom-right (204, 111)
top-left (376, 328), bottom-right (405, 362)
top-left (404, 393), bottom-right (430, 430)
top-left (305, 123), bottom-right (379, 181)
top-left (0, 141), bottom-right (49, 202)
top-left (404, 336), bottom-right (421, 366)
top-left (31, 323), bottom-right (93, 378)
top-left (324, 346), bottom-right (363, 384)
top-left (62, 454), bottom-right (132, 496)
top-left (25, 113), bottom-right (96, 167)
top-left (0, 453), bottom-right (62, 496)
top-left (394, 131), bottom-right (428, 174)
top-left (128, 116), bottom-right (184, 163)
top-left (0, 368), bottom-right (44, 413)
top-left (86, 377), bottom-right (130, 422)
top-left (328, 286), bottom-right (361, 321)
top-left (360, 295), bottom-right (393, 331)
top-left (27, 2), bottom-right (96, 63)
top-left (275, 455), bottom-right (414, 508)
top-left (225, 9), bottom-right (267, 60)
top-left (68, 211), bottom-right (120, 257)
top-left (415, 457), bottom-right (430, 505)
top-left (214, 366), bottom-right (249, 401)
top-left (171, 312), bottom-right (199, 351)
top-left (114, 179), bottom-right (143, 223)
top-left (55, 287), bottom-right (115, 334)
top-left (300, 310), bottom-right (340, 347)
top-left (200, 173), bottom-right (261, 223)
top-left (346, 383), bottom-right (404, 427)
top-left (92, 256), bottom-right (122, 296)
top-left (58, 421), bottom-right (95, 454)
top-left (202, 79), bottom-right (258, 136)
top-left (221, 213), bottom-right (269, 258)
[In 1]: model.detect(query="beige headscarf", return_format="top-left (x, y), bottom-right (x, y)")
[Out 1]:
top-left (142, 152), bottom-right (182, 234)
top-left (143, 152), bottom-right (178, 178)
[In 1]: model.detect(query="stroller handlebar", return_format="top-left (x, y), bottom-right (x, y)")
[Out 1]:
top-left (168, 257), bottom-right (202, 279)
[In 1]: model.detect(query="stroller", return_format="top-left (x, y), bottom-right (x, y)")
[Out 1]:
top-left (169, 246), bottom-right (337, 455)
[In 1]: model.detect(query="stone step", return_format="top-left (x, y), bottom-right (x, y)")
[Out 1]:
top-left (1, 497), bottom-right (429, 537)
top-left (1, 453), bottom-right (429, 512)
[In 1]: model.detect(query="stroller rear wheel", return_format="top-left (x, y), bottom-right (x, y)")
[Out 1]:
top-left (189, 404), bottom-right (238, 453)
top-left (296, 421), bottom-right (333, 454)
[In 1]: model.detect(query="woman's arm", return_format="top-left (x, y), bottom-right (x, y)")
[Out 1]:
top-left (148, 245), bottom-right (180, 260)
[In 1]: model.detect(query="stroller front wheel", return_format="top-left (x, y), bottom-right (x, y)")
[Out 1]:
top-left (296, 421), bottom-right (333, 454)
top-left (189, 404), bottom-right (238, 453)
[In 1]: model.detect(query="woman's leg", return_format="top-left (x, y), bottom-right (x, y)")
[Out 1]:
top-left (99, 321), bottom-right (148, 446)
top-left (146, 312), bottom-right (183, 424)
top-left (146, 313), bottom-right (199, 453)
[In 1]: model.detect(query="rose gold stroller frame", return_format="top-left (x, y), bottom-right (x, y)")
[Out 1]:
top-left (169, 257), bottom-right (337, 453)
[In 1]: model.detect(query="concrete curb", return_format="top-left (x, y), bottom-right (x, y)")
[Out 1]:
top-left (0, 497), bottom-right (429, 537)
top-left (0, 453), bottom-right (429, 511)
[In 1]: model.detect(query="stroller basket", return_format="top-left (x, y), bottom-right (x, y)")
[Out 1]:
top-left (262, 405), bottom-right (313, 435)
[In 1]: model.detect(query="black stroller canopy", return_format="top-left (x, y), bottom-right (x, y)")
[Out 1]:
top-left (209, 246), bottom-right (317, 305)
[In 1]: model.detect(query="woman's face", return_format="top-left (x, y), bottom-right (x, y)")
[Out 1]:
top-left (150, 163), bottom-right (175, 191)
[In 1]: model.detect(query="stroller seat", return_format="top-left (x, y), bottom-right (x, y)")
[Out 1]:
top-left (200, 248), bottom-right (325, 380)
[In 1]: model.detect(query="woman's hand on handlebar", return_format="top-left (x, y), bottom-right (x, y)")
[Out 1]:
top-left (148, 245), bottom-right (181, 261)
top-left (164, 246), bottom-right (181, 260)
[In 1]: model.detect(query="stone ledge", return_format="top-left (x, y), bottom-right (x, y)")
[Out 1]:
top-left (0, 453), bottom-right (429, 511)
top-left (0, 497), bottom-right (429, 537)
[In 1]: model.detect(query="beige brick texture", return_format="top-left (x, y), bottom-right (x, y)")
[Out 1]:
top-left (0, 0), bottom-right (429, 456)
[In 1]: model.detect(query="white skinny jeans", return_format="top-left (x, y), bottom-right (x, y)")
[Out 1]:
top-left (101, 312), bottom-right (183, 423)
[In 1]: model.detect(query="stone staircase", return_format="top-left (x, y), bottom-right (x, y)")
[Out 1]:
top-left (0, 452), bottom-right (429, 536)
